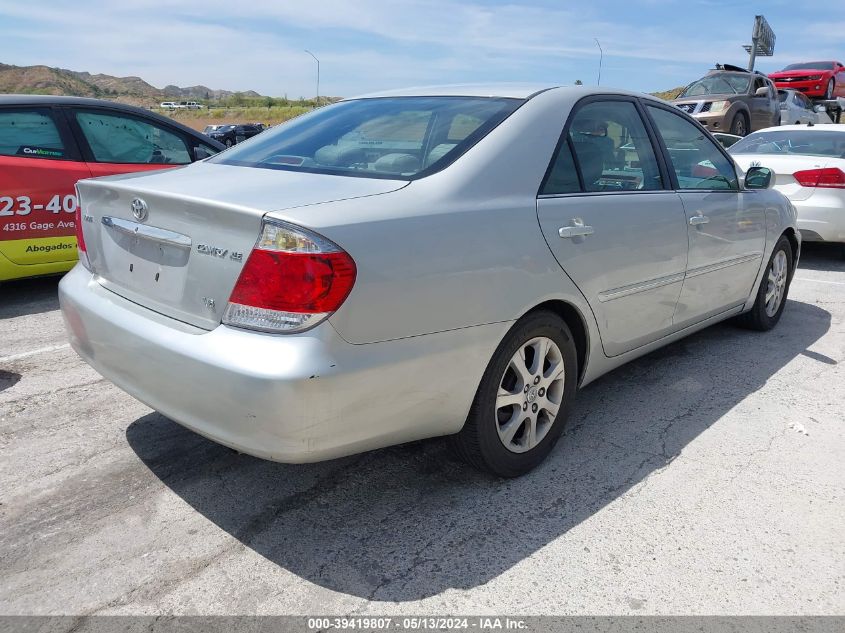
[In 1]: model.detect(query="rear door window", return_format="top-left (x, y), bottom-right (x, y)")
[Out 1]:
top-left (73, 110), bottom-right (192, 164)
top-left (567, 100), bottom-right (664, 192)
top-left (0, 109), bottom-right (67, 159)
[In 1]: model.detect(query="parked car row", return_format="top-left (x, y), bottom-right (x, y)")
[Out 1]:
top-left (6, 76), bottom-right (843, 474)
top-left (160, 101), bottom-right (203, 110)
top-left (58, 84), bottom-right (800, 476)
top-left (672, 61), bottom-right (845, 137)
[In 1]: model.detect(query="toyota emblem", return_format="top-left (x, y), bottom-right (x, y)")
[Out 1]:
top-left (131, 198), bottom-right (148, 222)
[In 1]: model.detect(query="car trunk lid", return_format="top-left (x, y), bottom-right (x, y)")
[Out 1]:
top-left (77, 162), bottom-right (405, 329)
top-left (732, 154), bottom-right (830, 201)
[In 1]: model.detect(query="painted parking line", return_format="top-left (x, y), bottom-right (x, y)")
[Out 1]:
top-left (0, 343), bottom-right (71, 364)
top-left (794, 277), bottom-right (845, 286)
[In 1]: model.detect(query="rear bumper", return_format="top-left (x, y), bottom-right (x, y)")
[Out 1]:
top-left (59, 265), bottom-right (500, 462)
top-left (792, 193), bottom-right (845, 243)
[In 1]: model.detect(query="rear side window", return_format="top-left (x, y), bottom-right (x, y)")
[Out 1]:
top-left (74, 110), bottom-right (191, 164)
top-left (570, 100), bottom-right (663, 192)
top-left (0, 109), bottom-right (66, 159)
top-left (647, 106), bottom-right (739, 190)
top-left (541, 140), bottom-right (580, 195)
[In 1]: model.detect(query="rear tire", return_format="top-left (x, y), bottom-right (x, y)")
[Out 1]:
top-left (452, 311), bottom-right (578, 477)
top-left (730, 112), bottom-right (749, 136)
top-left (735, 236), bottom-right (793, 331)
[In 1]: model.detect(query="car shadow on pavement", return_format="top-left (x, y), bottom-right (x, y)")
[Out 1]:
top-left (0, 370), bottom-right (22, 393)
top-left (797, 242), bottom-right (845, 272)
top-left (0, 276), bottom-right (62, 319)
top-left (126, 298), bottom-right (831, 602)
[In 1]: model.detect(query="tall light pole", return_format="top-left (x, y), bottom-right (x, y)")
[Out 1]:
top-left (594, 38), bottom-right (603, 86)
top-left (305, 49), bottom-right (320, 106)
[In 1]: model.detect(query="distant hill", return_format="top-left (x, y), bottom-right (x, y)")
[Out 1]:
top-left (0, 63), bottom-right (262, 102)
top-left (651, 87), bottom-right (685, 101)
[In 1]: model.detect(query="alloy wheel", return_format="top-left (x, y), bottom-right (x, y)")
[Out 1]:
top-left (495, 336), bottom-right (565, 453)
top-left (765, 250), bottom-right (788, 317)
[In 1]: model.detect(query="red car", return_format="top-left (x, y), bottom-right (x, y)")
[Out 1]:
top-left (768, 61), bottom-right (845, 101)
top-left (0, 96), bottom-right (224, 282)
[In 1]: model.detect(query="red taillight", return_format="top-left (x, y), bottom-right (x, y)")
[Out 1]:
top-left (793, 167), bottom-right (845, 189)
top-left (223, 220), bottom-right (356, 333)
top-left (229, 249), bottom-right (356, 314)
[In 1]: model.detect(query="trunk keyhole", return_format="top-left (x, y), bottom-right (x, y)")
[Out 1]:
top-left (155, 272), bottom-right (160, 282)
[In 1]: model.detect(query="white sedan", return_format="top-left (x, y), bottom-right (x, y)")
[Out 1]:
top-left (730, 124), bottom-right (845, 256)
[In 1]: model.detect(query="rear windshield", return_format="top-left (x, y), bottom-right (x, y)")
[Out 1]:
top-left (210, 96), bottom-right (522, 179)
top-left (729, 130), bottom-right (845, 158)
top-left (782, 62), bottom-right (835, 71)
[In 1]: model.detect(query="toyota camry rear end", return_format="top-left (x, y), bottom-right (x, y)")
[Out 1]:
top-left (59, 90), bottom-right (535, 464)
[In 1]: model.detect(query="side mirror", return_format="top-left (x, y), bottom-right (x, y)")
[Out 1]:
top-left (814, 104), bottom-right (827, 113)
top-left (755, 87), bottom-right (769, 96)
top-left (744, 166), bottom-right (774, 190)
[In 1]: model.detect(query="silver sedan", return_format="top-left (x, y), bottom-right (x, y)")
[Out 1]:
top-left (60, 85), bottom-right (799, 477)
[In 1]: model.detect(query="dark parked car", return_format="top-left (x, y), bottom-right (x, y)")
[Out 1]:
top-left (672, 64), bottom-right (780, 136)
top-left (208, 124), bottom-right (264, 147)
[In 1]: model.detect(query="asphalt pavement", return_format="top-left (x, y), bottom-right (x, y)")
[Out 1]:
top-left (1, 243), bottom-right (843, 616)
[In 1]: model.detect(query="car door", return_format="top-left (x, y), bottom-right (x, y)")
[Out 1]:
top-left (0, 106), bottom-right (91, 269)
top-left (65, 107), bottom-right (202, 178)
top-left (645, 104), bottom-right (766, 326)
top-left (536, 97), bottom-right (689, 357)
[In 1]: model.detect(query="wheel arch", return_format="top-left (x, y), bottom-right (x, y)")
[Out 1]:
top-left (782, 227), bottom-right (800, 275)
top-left (523, 299), bottom-right (590, 385)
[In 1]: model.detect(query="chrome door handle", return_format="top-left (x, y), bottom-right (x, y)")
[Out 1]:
top-left (689, 214), bottom-right (710, 226)
top-left (559, 219), bottom-right (594, 239)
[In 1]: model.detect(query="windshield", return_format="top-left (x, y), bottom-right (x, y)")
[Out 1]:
top-left (729, 130), bottom-right (845, 158)
top-left (210, 96), bottom-right (522, 179)
top-left (782, 62), bottom-right (835, 71)
top-left (679, 73), bottom-right (750, 97)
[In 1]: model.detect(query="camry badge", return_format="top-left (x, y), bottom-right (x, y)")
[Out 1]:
top-left (131, 198), bottom-right (148, 222)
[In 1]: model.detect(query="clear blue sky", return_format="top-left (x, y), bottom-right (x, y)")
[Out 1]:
top-left (0, 0), bottom-right (841, 98)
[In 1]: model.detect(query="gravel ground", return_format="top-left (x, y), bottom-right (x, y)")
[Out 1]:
top-left (1, 243), bottom-right (843, 616)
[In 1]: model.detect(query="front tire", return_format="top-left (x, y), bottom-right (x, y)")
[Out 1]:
top-left (453, 311), bottom-right (578, 477)
top-left (735, 236), bottom-right (793, 331)
top-left (824, 79), bottom-right (835, 101)
top-left (730, 112), bottom-right (748, 136)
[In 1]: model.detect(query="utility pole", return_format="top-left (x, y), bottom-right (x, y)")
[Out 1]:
top-left (305, 49), bottom-right (320, 106)
top-left (594, 39), bottom-right (603, 86)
